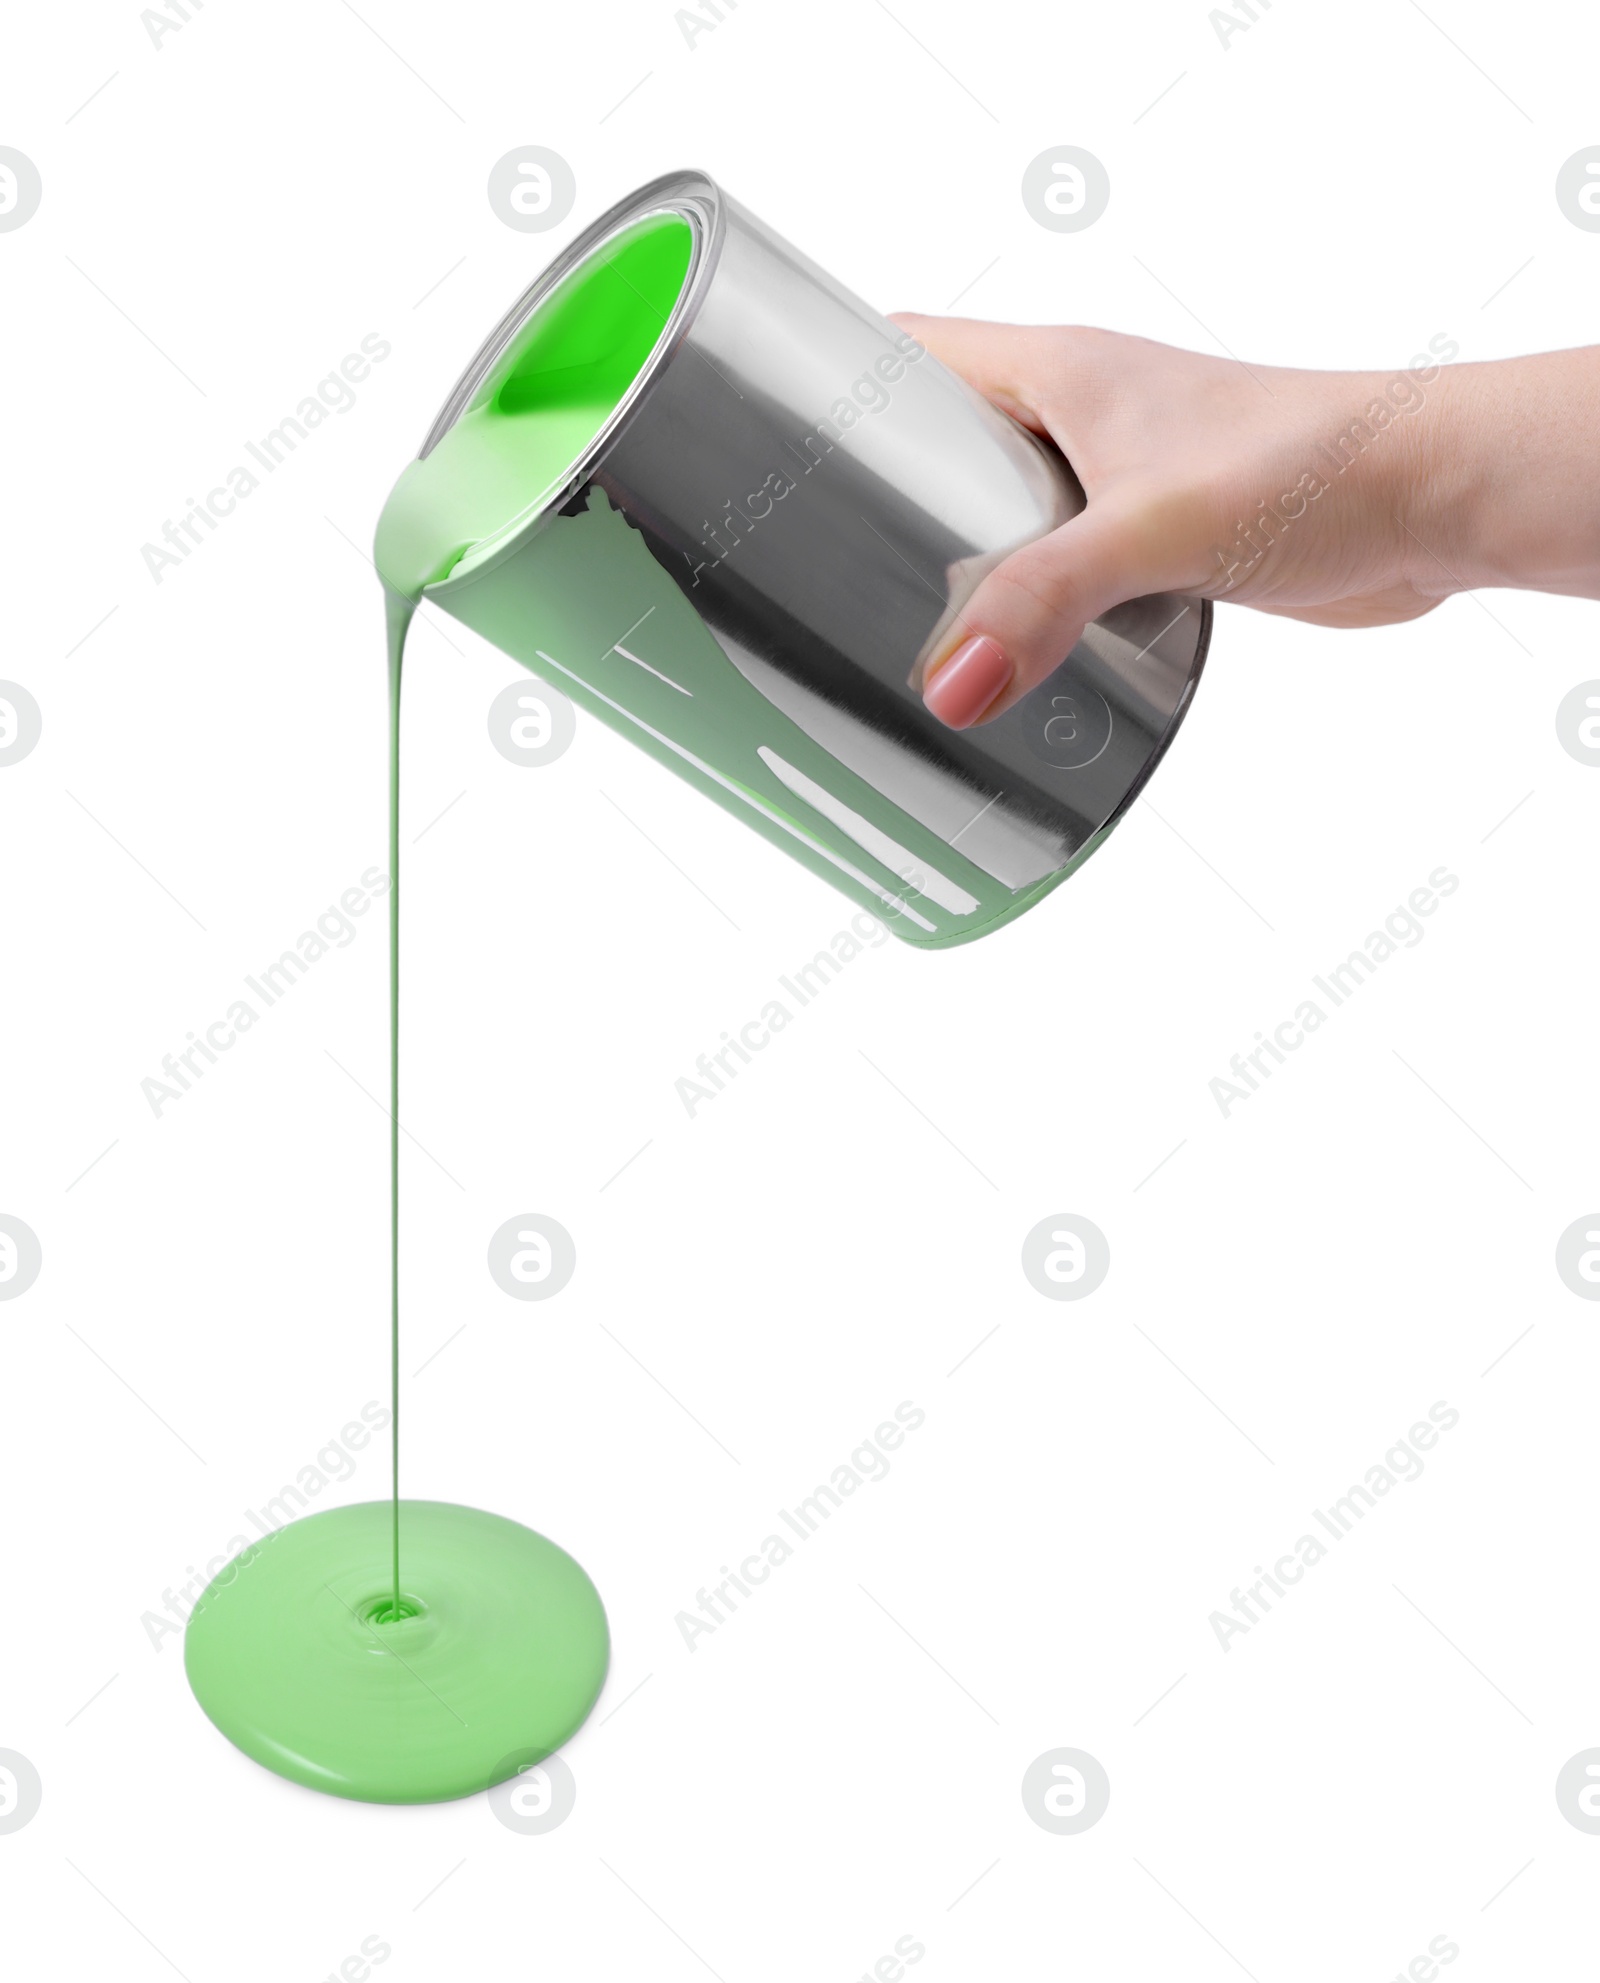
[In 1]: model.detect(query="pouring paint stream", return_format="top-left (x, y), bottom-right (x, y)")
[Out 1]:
top-left (375, 212), bottom-right (692, 1613)
top-left (386, 590), bottom-right (409, 1619)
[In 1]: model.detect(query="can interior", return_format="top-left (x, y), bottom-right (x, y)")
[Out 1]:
top-left (374, 211), bottom-right (696, 600)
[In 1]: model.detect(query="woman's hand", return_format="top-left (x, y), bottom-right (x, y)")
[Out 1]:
top-left (892, 315), bottom-right (1600, 728)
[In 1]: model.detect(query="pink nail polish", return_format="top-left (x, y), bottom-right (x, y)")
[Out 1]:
top-left (923, 635), bottom-right (1011, 729)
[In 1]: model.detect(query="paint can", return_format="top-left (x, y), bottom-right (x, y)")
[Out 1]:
top-left (389, 168), bottom-right (1209, 945)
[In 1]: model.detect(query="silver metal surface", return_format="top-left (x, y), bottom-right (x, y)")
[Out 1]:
top-left (429, 169), bottom-right (1208, 895)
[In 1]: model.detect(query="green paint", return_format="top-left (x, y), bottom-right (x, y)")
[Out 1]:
top-left (183, 578), bottom-right (610, 1801)
top-left (184, 1500), bottom-right (608, 1804)
top-left (385, 586), bottom-right (407, 1621)
top-left (374, 212), bottom-right (695, 600)
top-left (183, 587), bottom-right (611, 1802)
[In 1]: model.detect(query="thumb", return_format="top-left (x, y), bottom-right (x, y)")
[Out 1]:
top-left (921, 496), bottom-right (1144, 729)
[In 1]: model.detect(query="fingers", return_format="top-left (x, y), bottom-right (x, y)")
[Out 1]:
top-left (891, 314), bottom-right (1203, 726)
top-left (922, 497), bottom-right (1144, 728)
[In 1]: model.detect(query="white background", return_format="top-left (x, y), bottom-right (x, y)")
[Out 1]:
top-left (3, 0), bottom-right (1598, 1976)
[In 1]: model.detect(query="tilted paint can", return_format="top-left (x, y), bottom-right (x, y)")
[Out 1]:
top-left (386, 168), bottom-right (1209, 947)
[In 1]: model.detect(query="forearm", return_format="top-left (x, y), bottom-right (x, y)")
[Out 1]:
top-left (1404, 348), bottom-right (1600, 601)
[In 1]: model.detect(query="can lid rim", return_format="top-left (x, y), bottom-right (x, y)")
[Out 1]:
top-left (418, 168), bottom-right (724, 599)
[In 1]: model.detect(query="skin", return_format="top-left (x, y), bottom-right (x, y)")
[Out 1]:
top-left (894, 315), bottom-right (1600, 727)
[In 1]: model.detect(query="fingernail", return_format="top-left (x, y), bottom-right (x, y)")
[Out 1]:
top-left (923, 635), bottom-right (1011, 729)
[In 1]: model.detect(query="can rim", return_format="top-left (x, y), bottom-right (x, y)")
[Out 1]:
top-left (420, 167), bottom-right (723, 598)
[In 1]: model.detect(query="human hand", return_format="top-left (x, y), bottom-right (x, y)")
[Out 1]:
top-left (893, 316), bottom-right (1600, 728)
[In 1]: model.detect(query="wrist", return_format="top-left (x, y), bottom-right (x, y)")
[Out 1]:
top-left (1402, 350), bottom-right (1600, 600)
top-left (1393, 361), bottom-right (1500, 598)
